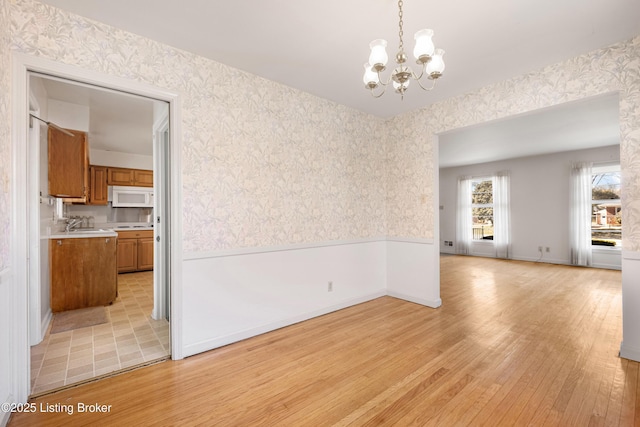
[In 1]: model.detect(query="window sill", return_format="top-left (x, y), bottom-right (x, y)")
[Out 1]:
top-left (592, 246), bottom-right (621, 252)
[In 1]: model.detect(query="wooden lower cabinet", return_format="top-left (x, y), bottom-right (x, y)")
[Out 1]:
top-left (117, 230), bottom-right (154, 273)
top-left (137, 238), bottom-right (155, 270)
top-left (116, 239), bottom-right (138, 273)
top-left (50, 237), bottom-right (117, 312)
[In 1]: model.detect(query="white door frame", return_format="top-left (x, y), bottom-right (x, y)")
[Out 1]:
top-left (11, 52), bottom-right (184, 402)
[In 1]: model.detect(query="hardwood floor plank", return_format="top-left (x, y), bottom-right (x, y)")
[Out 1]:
top-left (8, 256), bottom-right (638, 427)
top-left (619, 360), bottom-right (638, 426)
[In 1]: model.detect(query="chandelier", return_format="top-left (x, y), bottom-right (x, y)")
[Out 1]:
top-left (363, 0), bottom-right (445, 99)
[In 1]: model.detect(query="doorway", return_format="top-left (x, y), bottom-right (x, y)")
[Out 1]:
top-left (26, 73), bottom-right (172, 396)
top-left (437, 93), bottom-right (621, 267)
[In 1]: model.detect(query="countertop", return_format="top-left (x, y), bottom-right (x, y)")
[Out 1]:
top-left (47, 222), bottom-right (153, 239)
top-left (48, 229), bottom-right (118, 239)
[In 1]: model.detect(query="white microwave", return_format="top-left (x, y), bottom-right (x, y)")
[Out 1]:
top-left (109, 186), bottom-right (154, 207)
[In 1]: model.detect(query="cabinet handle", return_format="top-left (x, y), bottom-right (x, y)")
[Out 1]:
top-left (105, 238), bottom-right (110, 243)
top-left (57, 240), bottom-right (62, 246)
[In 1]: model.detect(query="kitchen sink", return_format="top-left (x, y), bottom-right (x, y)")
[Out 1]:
top-left (68, 228), bottom-right (113, 233)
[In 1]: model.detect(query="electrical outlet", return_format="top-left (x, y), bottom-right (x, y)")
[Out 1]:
top-left (328, 281), bottom-right (333, 292)
top-left (546, 247), bottom-right (550, 252)
top-left (538, 246), bottom-right (542, 252)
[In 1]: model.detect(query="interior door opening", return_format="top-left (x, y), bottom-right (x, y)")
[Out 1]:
top-left (27, 72), bottom-right (171, 396)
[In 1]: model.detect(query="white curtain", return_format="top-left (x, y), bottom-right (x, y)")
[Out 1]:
top-left (493, 171), bottom-right (511, 259)
top-left (570, 162), bottom-right (593, 266)
top-left (456, 176), bottom-right (472, 255)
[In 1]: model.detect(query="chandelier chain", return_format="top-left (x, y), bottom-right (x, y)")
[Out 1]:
top-left (398, 0), bottom-right (404, 51)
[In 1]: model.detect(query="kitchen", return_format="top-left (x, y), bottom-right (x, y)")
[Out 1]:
top-left (29, 75), bottom-right (170, 395)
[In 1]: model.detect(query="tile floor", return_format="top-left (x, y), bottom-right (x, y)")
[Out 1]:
top-left (30, 271), bottom-right (170, 395)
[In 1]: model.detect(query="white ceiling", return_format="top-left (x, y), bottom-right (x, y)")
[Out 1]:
top-left (33, 1), bottom-right (634, 162)
top-left (37, 0), bottom-right (640, 118)
top-left (34, 76), bottom-right (158, 155)
top-left (438, 93), bottom-right (620, 168)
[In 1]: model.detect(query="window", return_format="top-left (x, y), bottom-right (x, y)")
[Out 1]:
top-left (471, 178), bottom-right (493, 240)
top-left (591, 165), bottom-right (621, 247)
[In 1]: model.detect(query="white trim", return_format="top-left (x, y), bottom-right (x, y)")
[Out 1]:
top-left (27, 94), bottom-right (42, 347)
top-left (0, 394), bottom-right (13, 427)
top-left (40, 308), bottom-right (52, 342)
top-left (387, 291), bottom-right (442, 308)
top-left (0, 269), bottom-right (9, 287)
top-left (184, 236), bottom-right (433, 261)
top-left (385, 237), bottom-right (435, 245)
top-left (183, 291), bottom-right (386, 357)
top-left (12, 53), bottom-right (185, 402)
top-left (12, 52), bottom-right (31, 404)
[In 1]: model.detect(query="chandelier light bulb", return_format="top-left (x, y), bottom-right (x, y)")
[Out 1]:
top-left (426, 48), bottom-right (446, 79)
top-left (413, 29), bottom-right (435, 63)
top-left (368, 39), bottom-right (388, 70)
top-left (363, 63), bottom-right (379, 88)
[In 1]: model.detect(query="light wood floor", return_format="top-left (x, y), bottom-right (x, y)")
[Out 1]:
top-left (9, 256), bottom-right (638, 426)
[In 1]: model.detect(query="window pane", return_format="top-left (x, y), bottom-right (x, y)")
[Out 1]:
top-left (472, 180), bottom-right (493, 204)
top-left (592, 172), bottom-right (621, 200)
top-left (472, 207), bottom-right (493, 240)
top-left (591, 202), bottom-right (621, 247)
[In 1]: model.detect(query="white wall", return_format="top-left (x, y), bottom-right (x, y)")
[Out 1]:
top-left (90, 149), bottom-right (152, 170)
top-left (182, 241), bottom-right (387, 356)
top-left (47, 99), bottom-right (89, 132)
top-left (439, 145), bottom-right (621, 267)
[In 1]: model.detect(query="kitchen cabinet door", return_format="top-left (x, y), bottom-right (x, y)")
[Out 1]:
top-left (107, 167), bottom-right (153, 187)
top-left (107, 167), bottom-right (135, 186)
top-left (133, 169), bottom-right (154, 187)
top-left (48, 128), bottom-right (88, 201)
top-left (89, 165), bottom-right (108, 205)
top-left (50, 237), bottom-right (117, 312)
top-left (117, 238), bottom-right (138, 273)
top-left (137, 238), bottom-right (155, 271)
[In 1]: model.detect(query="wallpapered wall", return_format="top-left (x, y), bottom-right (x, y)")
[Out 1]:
top-left (6, 0), bottom-right (640, 261)
top-left (9, 0), bottom-right (388, 255)
top-left (0, 0), bottom-right (11, 271)
top-left (387, 36), bottom-right (640, 252)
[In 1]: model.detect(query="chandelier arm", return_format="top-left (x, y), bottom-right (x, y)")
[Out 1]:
top-left (410, 62), bottom-right (426, 81)
top-left (413, 75), bottom-right (438, 91)
top-left (376, 69), bottom-right (393, 87)
top-left (369, 85), bottom-right (387, 98)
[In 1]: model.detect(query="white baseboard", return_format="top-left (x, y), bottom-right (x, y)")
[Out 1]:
top-left (183, 291), bottom-right (386, 357)
top-left (387, 290), bottom-right (442, 308)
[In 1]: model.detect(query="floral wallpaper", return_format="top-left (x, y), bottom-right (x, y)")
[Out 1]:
top-left (6, 0), bottom-right (640, 257)
top-left (387, 36), bottom-right (640, 252)
top-left (9, 0), bottom-right (388, 254)
top-left (0, 0), bottom-right (11, 271)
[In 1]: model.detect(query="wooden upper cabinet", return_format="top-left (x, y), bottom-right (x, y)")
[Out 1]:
top-left (89, 165), bottom-right (109, 205)
top-left (107, 167), bottom-right (135, 186)
top-left (48, 128), bottom-right (88, 201)
top-left (107, 167), bottom-right (153, 187)
top-left (133, 169), bottom-right (154, 187)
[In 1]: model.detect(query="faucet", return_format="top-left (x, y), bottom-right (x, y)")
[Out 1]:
top-left (65, 217), bottom-right (83, 232)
